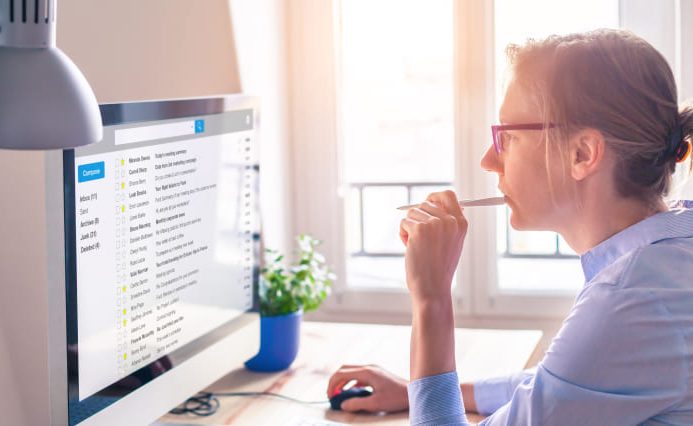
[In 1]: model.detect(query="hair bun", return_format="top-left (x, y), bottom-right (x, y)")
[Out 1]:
top-left (675, 139), bottom-right (691, 163)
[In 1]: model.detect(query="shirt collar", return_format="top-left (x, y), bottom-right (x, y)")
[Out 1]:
top-left (580, 200), bottom-right (693, 283)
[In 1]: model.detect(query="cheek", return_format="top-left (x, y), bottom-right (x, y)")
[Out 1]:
top-left (503, 153), bottom-right (548, 196)
top-left (503, 156), bottom-right (555, 229)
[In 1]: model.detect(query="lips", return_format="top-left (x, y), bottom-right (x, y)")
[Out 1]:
top-left (498, 188), bottom-right (512, 207)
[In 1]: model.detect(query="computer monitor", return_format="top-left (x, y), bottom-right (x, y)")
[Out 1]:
top-left (62, 96), bottom-right (260, 425)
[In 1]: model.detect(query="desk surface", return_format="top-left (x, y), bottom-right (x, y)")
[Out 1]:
top-left (159, 321), bottom-right (542, 425)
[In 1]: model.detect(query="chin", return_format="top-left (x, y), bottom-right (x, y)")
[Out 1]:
top-left (506, 197), bottom-right (550, 231)
top-left (508, 209), bottom-right (542, 231)
top-left (508, 212), bottom-right (528, 230)
top-left (506, 199), bottom-right (524, 230)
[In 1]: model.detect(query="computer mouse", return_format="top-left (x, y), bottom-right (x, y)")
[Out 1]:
top-left (329, 386), bottom-right (373, 410)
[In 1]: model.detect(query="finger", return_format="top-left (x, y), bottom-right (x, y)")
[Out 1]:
top-left (399, 225), bottom-right (409, 246)
top-left (353, 380), bottom-right (371, 389)
top-left (327, 369), bottom-right (374, 397)
top-left (417, 200), bottom-right (446, 218)
top-left (400, 217), bottom-right (419, 236)
top-left (341, 395), bottom-right (378, 412)
top-left (328, 365), bottom-right (375, 395)
top-left (400, 216), bottom-right (421, 246)
top-left (406, 207), bottom-right (432, 221)
top-left (327, 368), bottom-right (367, 398)
top-left (327, 378), bottom-right (349, 397)
top-left (327, 373), bottom-right (350, 397)
top-left (399, 217), bottom-right (420, 246)
top-left (426, 190), bottom-right (463, 217)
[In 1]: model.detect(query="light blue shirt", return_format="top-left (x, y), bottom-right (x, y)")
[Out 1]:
top-left (408, 202), bottom-right (693, 425)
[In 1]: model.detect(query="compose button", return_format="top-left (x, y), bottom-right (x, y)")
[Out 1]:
top-left (78, 161), bottom-right (105, 183)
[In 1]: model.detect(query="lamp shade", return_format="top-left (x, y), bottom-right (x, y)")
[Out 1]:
top-left (0, 0), bottom-right (102, 150)
top-left (0, 47), bottom-right (102, 150)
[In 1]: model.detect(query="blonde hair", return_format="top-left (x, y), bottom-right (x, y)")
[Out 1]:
top-left (506, 29), bottom-right (693, 207)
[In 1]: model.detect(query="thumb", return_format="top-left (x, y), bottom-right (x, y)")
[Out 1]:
top-left (340, 395), bottom-right (375, 412)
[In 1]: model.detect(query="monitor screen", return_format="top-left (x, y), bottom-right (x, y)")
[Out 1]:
top-left (63, 97), bottom-right (259, 424)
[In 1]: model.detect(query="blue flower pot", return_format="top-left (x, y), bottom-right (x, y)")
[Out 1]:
top-left (244, 310), bottom-right (302, 372)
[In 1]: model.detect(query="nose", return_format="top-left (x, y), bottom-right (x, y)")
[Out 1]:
top-left (480, 144), bottom-right (503, 173)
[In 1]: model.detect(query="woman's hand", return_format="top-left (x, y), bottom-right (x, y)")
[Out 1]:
top-left (326, 365), bottom-right (409, 413)
top-left (400, 191), bottom-right (467, 379)
top-left (399, 190), bottom-right (468, 305)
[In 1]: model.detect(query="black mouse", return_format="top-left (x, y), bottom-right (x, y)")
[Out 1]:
top-left (329, 386), bottom-right (373, 410)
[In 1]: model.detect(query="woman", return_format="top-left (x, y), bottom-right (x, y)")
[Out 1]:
top-left (327, 29), bottom-right (693, 424)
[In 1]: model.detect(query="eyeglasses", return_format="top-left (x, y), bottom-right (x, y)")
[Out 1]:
top-left (491, 123), bottom-right (556, 154)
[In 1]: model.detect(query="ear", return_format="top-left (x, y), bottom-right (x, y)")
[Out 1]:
top-left (569, 128), bottom-right (605, 181)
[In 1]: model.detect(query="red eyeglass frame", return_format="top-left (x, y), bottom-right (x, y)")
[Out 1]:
top-left (491, 123), bottom-right (556, 154)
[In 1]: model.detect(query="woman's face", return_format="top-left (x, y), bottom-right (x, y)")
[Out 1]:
top-left (480, 80), bottom-right (571, 231)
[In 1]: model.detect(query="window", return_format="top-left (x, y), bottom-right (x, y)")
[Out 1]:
top-left (288, 0), bottom-right (691, 318)
top-left (339, 0), bottom-right (454, 290)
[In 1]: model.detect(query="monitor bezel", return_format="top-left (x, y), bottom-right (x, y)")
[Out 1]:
top-left (63, 95), bottom-right (260, 425)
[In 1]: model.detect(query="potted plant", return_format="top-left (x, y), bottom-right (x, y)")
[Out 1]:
top-left (245, 235), bottom-right (335, 372)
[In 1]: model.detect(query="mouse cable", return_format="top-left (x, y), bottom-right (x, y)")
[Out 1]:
top-left (169, 391), bottom-right (330, 417)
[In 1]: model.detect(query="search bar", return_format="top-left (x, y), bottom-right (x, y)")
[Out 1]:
top-left (114, 119), bottom-right (205, 146)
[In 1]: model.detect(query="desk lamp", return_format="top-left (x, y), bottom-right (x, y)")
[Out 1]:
top-left (0, 0), bottom-right (102, 149)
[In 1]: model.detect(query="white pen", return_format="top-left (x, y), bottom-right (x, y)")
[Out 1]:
top-left (396, 196), bottom-right (506, 211)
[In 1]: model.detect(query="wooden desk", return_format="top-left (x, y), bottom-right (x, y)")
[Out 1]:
top-left (159, 321), bottom-right (542, 425)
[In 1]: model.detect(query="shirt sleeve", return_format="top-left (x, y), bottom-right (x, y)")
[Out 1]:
top-left (477, 281), bottom-right (688, 425)
top-left (473, 368), bottom-right (536, 415)
top-left (408, 372), bottom-right (470, 426)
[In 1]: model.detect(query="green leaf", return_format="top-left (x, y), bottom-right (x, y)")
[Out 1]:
top-left (258, 234), bottom-right (336, 317)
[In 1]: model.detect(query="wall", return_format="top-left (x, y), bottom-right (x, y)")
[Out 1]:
top-left (229, 0), bottom-right (293, 256)
top-left (57, 0), bottom-right (240, 103)
top-left (0, 152), bottom-right (51, 425)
